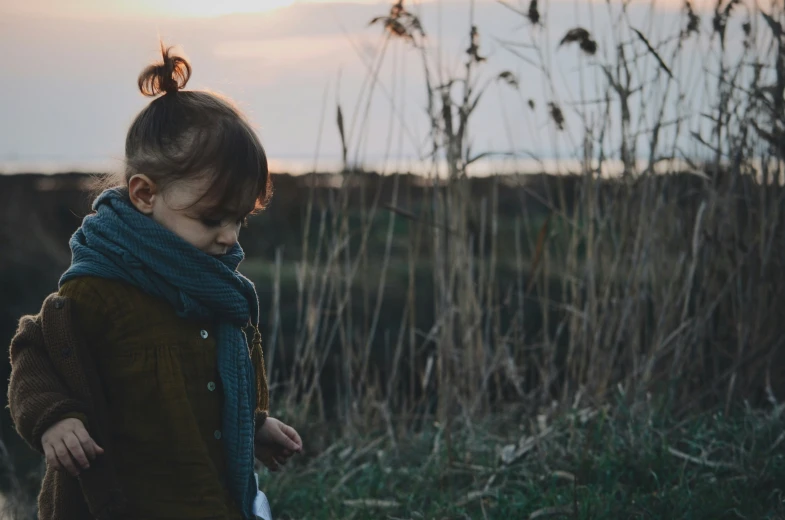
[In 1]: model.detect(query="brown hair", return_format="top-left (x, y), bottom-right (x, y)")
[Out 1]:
top-left (120, 43), bottom-right (272, 216)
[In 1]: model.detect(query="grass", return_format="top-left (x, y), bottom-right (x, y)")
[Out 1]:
top-left (238, 0), bottom-right (785, 431)
top-left (262, 402), bottom-right (785, 519)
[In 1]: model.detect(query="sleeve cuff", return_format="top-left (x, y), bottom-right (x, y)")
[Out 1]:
top-left (255, 410), bottom-right (268, 431)
top-left (60, 411), bottom-right (89, 428)
top-left (30, 402), bottom-right (90, 453)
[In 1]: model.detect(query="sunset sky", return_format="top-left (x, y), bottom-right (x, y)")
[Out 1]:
top-left (0, 0), bottom-right (749, 174)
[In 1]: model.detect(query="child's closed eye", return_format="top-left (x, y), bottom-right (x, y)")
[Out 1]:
top-left (201, 216), bottom-right (249, 228)
top-left (201, 218), bottom-right (223, 228)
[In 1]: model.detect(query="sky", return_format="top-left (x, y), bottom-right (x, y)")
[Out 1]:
top-left (0, 0), bottom-right (761, 175)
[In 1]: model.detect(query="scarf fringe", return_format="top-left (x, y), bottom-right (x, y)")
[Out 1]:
top-left (251, 325), bottom-right (270, 414)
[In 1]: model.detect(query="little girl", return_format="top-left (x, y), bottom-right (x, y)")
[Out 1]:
top-left (7, 45), bottom-right (301, 520)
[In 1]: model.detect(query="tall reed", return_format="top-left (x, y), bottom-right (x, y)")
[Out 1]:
top-left (268, 0), bottom-right (785, 438)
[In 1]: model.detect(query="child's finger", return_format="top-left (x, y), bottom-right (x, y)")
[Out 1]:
top-left (281, 423), bottom-right (302, 444)
top-left (43, 444), bottom-right (62, 471)
top-left (74, 426), bottom-right (104, 456)
top-left (73, 430), bottom-right (99, 461)
top-left (54, 441), bottom-right (80, 476)
top-left (64, 433), bottom-right (91, 470)
top-left (276, 434), bottom-right (300, 452)
top-left (278, 424), bottom-right (302, 451)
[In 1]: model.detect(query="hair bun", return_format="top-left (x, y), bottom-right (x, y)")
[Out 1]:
top-left (138, 44), bottom-right (192, 97)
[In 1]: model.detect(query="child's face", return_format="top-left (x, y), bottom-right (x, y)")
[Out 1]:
top-left (129, 174), bottom-right (250, 257)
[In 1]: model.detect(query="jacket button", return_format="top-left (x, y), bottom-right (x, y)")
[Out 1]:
top-left (200, 330), bottom-right (209, 339)
top-left (207, 382), bottom-right (216, 391)
top-left (214, 430), bottom-right (222, 440)
top-left (54, 300), bottom-right (64, 309)
top-left (62, 348), bottom-right (71, 357)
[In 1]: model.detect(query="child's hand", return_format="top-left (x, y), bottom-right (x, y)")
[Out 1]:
top-left (41, 417), bottom-right (104, 477)
top-left (254, 417), bottom-right (302, 471)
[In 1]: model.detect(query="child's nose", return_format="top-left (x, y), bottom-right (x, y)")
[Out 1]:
top-left (217, 226), bottom-right (239, 247)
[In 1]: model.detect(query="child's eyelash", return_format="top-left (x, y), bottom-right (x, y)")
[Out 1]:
top-left (201, 216), bottom-right (249, 228)
top-left (201, 218), bottom-right (222, 228)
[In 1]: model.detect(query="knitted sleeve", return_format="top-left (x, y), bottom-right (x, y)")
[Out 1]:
top-left (58, 277), bottom-right (113, 356)
top-left (7, 313), bottom-right (91, 453)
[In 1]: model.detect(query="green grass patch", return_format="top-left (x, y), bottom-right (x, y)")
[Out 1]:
top-left (260, 404), bottom-right (785, 519)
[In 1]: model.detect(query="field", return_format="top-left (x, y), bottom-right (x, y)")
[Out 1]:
top-left (3, 0), bottom-right (785, 518)
top-left (264, 403), bottom-right (785, 519)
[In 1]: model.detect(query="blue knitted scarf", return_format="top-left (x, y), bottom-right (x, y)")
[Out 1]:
top-left (60, 188), bottom-right (259, 518)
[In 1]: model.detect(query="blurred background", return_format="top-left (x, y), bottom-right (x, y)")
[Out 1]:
top-left (2, 0), bottom-right (785, 518)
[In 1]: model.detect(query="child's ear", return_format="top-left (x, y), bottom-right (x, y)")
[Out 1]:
top-left (128, 174), bottom-right (158, 215)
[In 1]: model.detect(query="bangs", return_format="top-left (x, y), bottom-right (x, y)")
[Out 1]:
top-left (190, 116), bottom-right (272, 216)
top-left (125, 89), bottom-right (273, 217)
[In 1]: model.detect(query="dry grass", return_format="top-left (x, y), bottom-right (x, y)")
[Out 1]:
top-left (266, 0), bottom-right (785, 437)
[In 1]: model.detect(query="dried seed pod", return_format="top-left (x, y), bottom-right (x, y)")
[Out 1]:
top-left (548, 102), bottom-right (565, 131)
top-left (683, 0), bottom-right (700, 38)
top-left (498, 71), bottom-right (520, 89)
top-left (528, 0), bottom-right (540, 26)
top-left (559, 27), bottom-right (598, 56)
